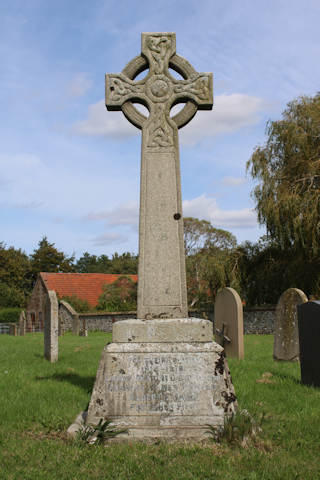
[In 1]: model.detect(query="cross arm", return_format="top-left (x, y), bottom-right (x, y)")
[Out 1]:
top-left (105, 73), bottom-right (147, 111)
top-left (173, 73), bottom-right (213, 110)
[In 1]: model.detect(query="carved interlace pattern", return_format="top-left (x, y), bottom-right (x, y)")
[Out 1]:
top-left (146, 36), bottom-right (171, 74)
top-left (174, 76), bottom-right (210, 101)
top-left (109, 77), bottom-right (144, 102)
top-left (147, 104), bottom-right (173, 148)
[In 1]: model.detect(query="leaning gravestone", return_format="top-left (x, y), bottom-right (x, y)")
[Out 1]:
top-left (84, 32), bottom-right (237, 440)
top-left (298, 301), bottom-right (320, 387)
top-left (44, 290), bottom-right (59, 362)
top-left (273, 288), bottom-right (307, 362)
top-left (214, 287), bottom-right (244, 359)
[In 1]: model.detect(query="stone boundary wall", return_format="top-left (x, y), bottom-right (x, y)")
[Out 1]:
top-left (243, 307), bottom-right (275, 334)
top-left (80, 311), bottom-right (137, 332)
top-left (55, 305), bottom-right (276, 335)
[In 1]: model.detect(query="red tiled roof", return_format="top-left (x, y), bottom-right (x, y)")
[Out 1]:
top-left (40, 272), bottom-right (138, 307)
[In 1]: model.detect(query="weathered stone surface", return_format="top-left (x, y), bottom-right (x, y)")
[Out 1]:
top-left (44, 290), bottom-right (58, 362)
top-left (19, 310), bottom-right (26, 336)
top-left (215, 288), bottom-right (244, 359)
top-left (87, 338), bottom-right (237, 439)
top-left (113, 318), bottom-right (213, 343)
top-left (106, 32), bottom-right (212, 320)
top-left (274, 288), bottom-right (307, 362)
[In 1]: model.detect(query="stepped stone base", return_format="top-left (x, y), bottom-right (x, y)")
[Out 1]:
top-left (85, 319), bottom-right (237, 441)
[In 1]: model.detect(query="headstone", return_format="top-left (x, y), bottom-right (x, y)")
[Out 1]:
top-left (44, 290), bottom-right (59, 362)
top-left (214, 287), bottom-right (244, 359)
top-left (273, 288), bottom-right (307, 362)
top-left (19, 310), bottom-right (26, 336)
top-left (9, 323), bottom-right (18, 336)
top-left (84, 32), bottom-right (237, 441)
top-left (298, 301), bottom-right (320, 387)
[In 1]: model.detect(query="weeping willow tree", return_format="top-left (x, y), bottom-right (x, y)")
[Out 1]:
top-left (247, 93), bottom-right (320, 261)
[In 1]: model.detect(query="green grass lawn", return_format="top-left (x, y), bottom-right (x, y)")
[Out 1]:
top-left (0, 333), bottom-right (319, 480)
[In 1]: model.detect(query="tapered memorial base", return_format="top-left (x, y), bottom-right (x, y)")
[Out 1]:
top-left (84, 319), bottom-right (237, 441)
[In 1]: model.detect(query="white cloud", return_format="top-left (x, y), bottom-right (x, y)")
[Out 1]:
top-left (73, 94), bottom-right (265, 144)
top-left (221, 176), bottom-right (246, 187)
top-left (92, 232), bottom-right (127, 246)
top-left (67, 73), bottom-right (92, 97)
top-left (84, 202), bottom-right (139, 230)
top-left (72, 99), bottom-right (137, 138)
top-left (183, 194), bottom-right (257, 228)
top-left (180, 94), bottom-right (265, 146)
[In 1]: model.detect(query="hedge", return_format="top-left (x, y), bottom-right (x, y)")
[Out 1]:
top-left (0, 308), bottom-right (21, 323)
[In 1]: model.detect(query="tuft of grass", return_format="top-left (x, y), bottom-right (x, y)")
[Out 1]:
top-left (77, 418), bottom-right (128, 445)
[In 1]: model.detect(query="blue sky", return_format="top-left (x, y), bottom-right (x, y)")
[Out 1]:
top-left (1, 0), bottom-right (319, 258)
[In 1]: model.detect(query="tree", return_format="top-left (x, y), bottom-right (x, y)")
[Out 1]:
top-left (247, 93), bottom-right (320, 260)
top-left (75, 252), bottom-right (112, 273)
top-left (108, 252), bottom-right (138, 274)
top-left (30, 237), bottom-right (75, 282)
top-left (0, 243), bottom-right (32, 307)
top-left (97, 276), bottom-right (137, 312)
top-left (183, 217), bottom-right (240, 311)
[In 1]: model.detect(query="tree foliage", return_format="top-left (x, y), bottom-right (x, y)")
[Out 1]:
top-left (75, 252), bottom-right (138, 274)
top-left (30, 237), bottom-right (75, 282)
top-left (183, 217), bottom-right (240, 312)
top-left (97, 276), bottom-right (137, 312)
top-left (0, 243), bottom-right (33, 307)
top-left (247, 93), bottom-right (320, 259)
top-left (60, 295), bottom-right (92, 313)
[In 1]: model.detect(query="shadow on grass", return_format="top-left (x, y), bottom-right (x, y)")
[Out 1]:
top-left (35, 372), bottom-right (95, 393)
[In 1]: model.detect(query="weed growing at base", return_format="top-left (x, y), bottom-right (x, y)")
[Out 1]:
top-left (0, 333), bottom-right (319, 480)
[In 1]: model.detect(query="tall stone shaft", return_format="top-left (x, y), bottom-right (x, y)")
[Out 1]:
top-left (105, 33), bottom-right (213, 318)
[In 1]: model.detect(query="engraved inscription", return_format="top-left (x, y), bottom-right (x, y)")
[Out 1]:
top-left (106, 353), bottom-right (216, 415)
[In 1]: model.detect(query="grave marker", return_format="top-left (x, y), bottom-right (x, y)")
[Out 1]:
top-left (19, 310), bottom-right (26, 336)
top-left (83, 32), bottom-right (237, 441)
top-left (298, 301), bottom-right (320, 387)
top-left (44, 290), bottom-right (58, 362)
top-left (215, 287), bottom-right (244, 359)
top-left (273, 288), bottom-right (307, 362)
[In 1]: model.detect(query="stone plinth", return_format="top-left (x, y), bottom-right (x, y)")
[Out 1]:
top-left (86, 319), bottom-right (237, 440)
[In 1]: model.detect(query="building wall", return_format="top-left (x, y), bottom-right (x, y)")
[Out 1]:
top-left (26, 277), bottom-right (47, 332)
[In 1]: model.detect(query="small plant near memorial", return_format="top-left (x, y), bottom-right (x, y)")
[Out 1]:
top-left (76, 418), bottom-right (128, 445)
top-left (207, 409), bottom-right (265, 447)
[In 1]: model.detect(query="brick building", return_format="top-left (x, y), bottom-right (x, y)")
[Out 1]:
top-left (26, 272), bottom-right (138, 332)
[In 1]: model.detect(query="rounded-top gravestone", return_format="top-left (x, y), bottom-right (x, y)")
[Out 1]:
top-left (273, 288), bottom-right (308, 362)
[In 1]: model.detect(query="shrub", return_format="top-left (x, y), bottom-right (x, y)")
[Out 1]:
top-left (60, 295), bottom-right (92, 313)
top-left (0, 283), bottom-right (26, 308)
top-left (0, 308), bottom-right (21, 323)
top-left (97, 276), bottom-right (137, 312)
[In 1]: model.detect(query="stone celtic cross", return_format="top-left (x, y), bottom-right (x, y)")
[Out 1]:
top-left (106, 33), bottom-right (213, 319)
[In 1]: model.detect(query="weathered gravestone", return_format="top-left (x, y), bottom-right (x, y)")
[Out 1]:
top-left (85, 32), bottom-right (237, 440)
top-left (298, 301), bottom-right (320, 387)
top-left (214, 287), bottom-right (244, 359)
top-left (273, 288), bottom-right (307, 362)
top-left (19, 310), bottom-right (26, 336)
top-left (44, 290), bottom-right (59, 362)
